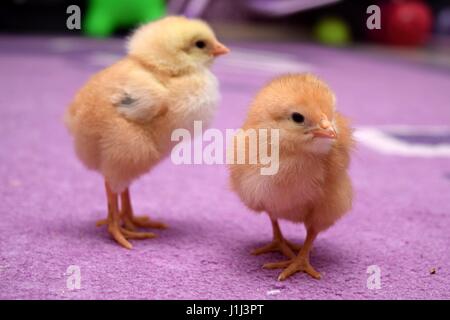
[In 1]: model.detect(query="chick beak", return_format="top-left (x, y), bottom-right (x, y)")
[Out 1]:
top-left (311, 119), bottom-right (337, 139)
top-left (211, 42), bottom-right (230, 57)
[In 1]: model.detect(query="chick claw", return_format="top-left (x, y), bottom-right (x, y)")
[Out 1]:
top-left (122, 215), bottom-right (167, 231)
top-left (252, 240), bottom-right (301, 259)
top-left (96, 215), bottom-right (167, 230)
top-left (107, 224), bottom-right (156, 250)
top-left (264, 258), bottom-right (321, 281)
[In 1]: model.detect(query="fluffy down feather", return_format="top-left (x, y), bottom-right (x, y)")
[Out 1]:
top-left (229, 73), bottom-right (353, 280)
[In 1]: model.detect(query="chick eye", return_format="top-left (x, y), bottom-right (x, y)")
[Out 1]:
top-left (291, 112), bottom-right (305, 124)
top-left (195, 40), bottom-right (206, 49)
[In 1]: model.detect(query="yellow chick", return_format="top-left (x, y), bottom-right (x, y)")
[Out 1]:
top-left (65, 16), bottom-right (229, 249)
top-left (229, 74), bottom-right (353, 280)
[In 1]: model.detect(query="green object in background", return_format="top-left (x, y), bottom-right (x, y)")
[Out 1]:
top-left (313, 17), bottom-right (352, 46)
top-left (84, 0), bottom-right (166, 37)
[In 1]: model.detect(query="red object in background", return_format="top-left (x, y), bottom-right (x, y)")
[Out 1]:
top-left (368, 0), bottom-right (433, 47)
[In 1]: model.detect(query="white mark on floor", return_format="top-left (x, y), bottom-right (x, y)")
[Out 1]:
top-left (355, 125), bottom-right (450, 157)
top-left (266, 289), bottom-right (281, 296)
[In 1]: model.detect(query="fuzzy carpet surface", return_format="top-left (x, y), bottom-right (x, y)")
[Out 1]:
top-left (0, 36), bottom-right (449, 299)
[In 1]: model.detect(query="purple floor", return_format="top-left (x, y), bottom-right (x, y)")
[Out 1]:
top-left (1, 36), bottom-right (449, 299)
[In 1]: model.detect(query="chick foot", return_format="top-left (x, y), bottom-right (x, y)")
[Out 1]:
top-left (96, 215), bottom-right (166, 230)
top-left (107, 223), bottom-right (156, 250)
top-left (264, 227), bottom-right (321, 280)
top-left (264, 257), bottom-right (321, 280)
top-left (252, 218), bottom-right (300, 259)
top-left (122, 215), bottom-right (167, 231)
top-left (120, 188), bottom-right (167, 231)
top-left (101, 182), bottom-right (157, 249)
top-left (252, 239), bottom-right (300, 259)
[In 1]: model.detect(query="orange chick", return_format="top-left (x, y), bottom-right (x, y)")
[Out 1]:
top-left (65, 16), bottom-right (229, 249)
top-left (229, 74), bottom-right (353, 280)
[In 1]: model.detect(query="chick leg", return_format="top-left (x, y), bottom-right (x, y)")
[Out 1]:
top-left (104, 181), bottom-right (132, 249)
top-left (121, 188), bottom-right (167, 231)
top-left (252, 218), bottom-right (301, 259)
top-left (264, 227), bottom-right (321, 280)
top-left (101, 182), bottom-right (156, 249)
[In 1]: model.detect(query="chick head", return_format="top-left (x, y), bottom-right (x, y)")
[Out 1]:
top-left (127, 16), bottom-right (229, 73)
top-left (247, 73), bottom-right (338, 155)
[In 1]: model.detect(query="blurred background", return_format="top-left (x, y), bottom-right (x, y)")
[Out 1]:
top-left (1, 0), bottom-right (449, 61)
